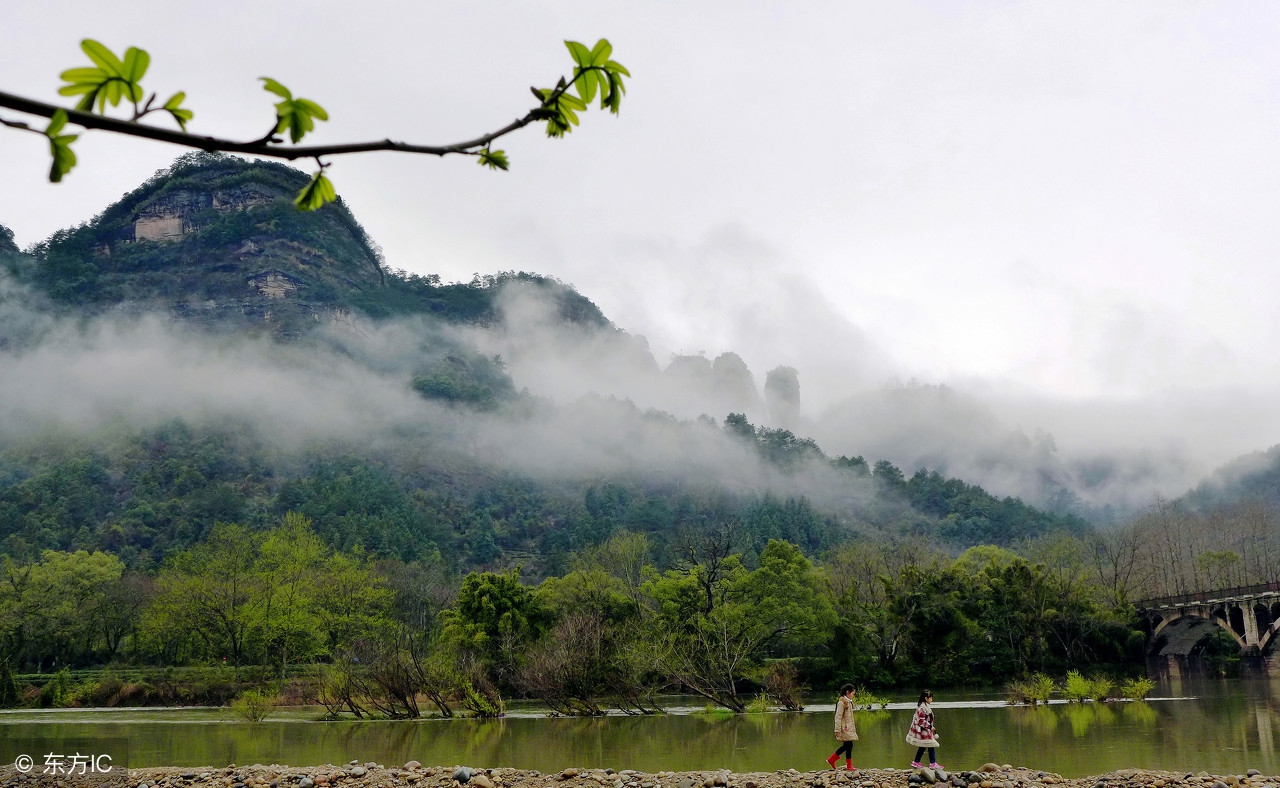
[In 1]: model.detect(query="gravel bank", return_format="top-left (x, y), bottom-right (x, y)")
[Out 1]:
top-left (2, 763), bottom-right (1276, 788)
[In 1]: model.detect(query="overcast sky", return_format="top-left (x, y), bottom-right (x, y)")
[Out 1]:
top-left (4, 1), bottom-right (1280, 473)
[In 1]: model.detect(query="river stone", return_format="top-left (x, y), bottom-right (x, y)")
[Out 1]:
top-left (982, 766), bottom-right (1002, 774)
top-left (678, 779), bottom-right (696, 788)
top-left (1249, 773), bottom-right (1263, 779)
top-left (471, 775), bottom-right (494, 788)
top-left (348, 767), bottom-right (368, 778)
top-left (744, 782), bottom-right (758, 788)
top-left (1213, 782), bottom-right (1229, 788)
top-left (919, 769), bottom-right (938, 785)
top-left (714, 777), bottom-right (728, 787)
top-left (1225, 779), bottom-right (1240, 786)
top-left (453, 767), bottom-right (473, 784)
top-left (935, 770), bottom-right (949, 782)
top-left (297, 780), bottom-right (314, 788)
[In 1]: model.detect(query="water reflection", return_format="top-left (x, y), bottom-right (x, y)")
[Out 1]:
top-left (1, 678), bottom-right (1279, 777)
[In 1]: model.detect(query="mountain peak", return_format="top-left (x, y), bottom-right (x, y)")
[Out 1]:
top-left (25, 152), bottom-right (384, 335)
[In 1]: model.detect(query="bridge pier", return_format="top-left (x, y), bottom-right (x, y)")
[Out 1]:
top-left (1243, 605), bottom-right (1262, 647)
top-left (1146, 653), bottom-right (1185, 681)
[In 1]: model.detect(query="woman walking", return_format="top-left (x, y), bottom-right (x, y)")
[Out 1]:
top-left (826, 684), bottom-right (859, 772)
top-left (906, 689), bottom-right (941, 769)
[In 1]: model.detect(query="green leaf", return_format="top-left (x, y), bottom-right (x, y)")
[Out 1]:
top-left (121, 46), bottom-right (150, 84)
top-left (80, 39), bottom-right (123, 77)
top-left (575, 68), bottom-right (597, 104)
top-left (47, 132), bottom-right (79, 183)
top-left (589, 39), bottom-right (612, 67)
top-left (260, 77), bottom-right (293, 100)
top-left (295, 98), bottom-right (329, 121)
top-left (74, 89), bottom-right (100, 112)
top-left (59, 67), bottom-right (105, 85)
top-left (605, 60), bottom-right (631, 78)
top-left (294, 171), bottom-right (337, 211)
top-left (45, 109), bottom-right (68, 137)
top-left (57, 82), bottom-right (99, 97)
top-left (161, 91), bottom-right (194, 131)
top-left (166, 107), bottom-right (193, 131)
top-left (478, 148), bottom-right (510, 171)
top-left (565, 40), bottom-right (592, 67)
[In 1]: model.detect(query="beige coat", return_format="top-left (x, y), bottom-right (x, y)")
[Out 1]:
top-left (834, 695), bottom-right (858, 741)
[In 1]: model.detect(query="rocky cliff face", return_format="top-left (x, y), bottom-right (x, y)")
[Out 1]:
top-left (29, 153), bottom-right (385, 337)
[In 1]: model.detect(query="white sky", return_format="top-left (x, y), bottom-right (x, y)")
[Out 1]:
top-left (4, 1), bottom-right (1280, 472)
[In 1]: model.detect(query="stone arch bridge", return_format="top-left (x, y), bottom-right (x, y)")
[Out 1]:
top-left (1137, 581), bottom-right (1280, 675)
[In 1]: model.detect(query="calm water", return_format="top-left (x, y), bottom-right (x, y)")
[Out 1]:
top-left (1, 678), bottom-right (1278, 777)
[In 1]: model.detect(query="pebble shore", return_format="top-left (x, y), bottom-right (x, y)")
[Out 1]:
top-left (1, 763), bottom-right (1275, 788)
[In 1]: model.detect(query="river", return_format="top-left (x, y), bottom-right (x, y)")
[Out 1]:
top-left (1, 677), bottom-right (1276, 777)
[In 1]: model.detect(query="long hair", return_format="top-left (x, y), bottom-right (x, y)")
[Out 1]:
top-left (917, 689), bottom-right (932, 706)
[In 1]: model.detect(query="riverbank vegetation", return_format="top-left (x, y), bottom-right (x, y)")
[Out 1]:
top-left (0, 507), bottom-right (1160, 716)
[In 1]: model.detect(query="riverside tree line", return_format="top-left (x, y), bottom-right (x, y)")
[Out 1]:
top-left (3, 511), bottom-right (1181, 715)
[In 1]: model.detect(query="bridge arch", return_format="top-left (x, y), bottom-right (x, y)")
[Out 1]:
top-left (1149, 609), bottom-right (1247, 656)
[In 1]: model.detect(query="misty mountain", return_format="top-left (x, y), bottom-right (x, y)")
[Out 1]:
top-left (1183, 443), bottom-right (1280, 511)
top-left (0, 154), bottom-right (1090, 573)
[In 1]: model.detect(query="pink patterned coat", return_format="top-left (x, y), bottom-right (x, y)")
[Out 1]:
top-left (905, 703), bottom-right (940, 748)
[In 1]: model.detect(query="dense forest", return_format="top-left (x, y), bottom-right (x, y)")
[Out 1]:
top-left (1, 154), bottom-right (1277, 714)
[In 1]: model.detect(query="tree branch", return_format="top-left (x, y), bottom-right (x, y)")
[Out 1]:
top-left (0, 88), bottom-right (546, 161)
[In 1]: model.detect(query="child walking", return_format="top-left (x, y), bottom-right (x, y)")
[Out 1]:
top-left (906, 689), bottom-right (941, 769)
top-left (826, 684), bottom-right (859, 772)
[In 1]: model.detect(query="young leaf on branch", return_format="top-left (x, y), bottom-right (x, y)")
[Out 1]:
top-left (477, 148), bottom-right (509, 171)
top-left (45, 109), bottom-right (79, 183)
top-left (261, 78), bottom-right (329, 144)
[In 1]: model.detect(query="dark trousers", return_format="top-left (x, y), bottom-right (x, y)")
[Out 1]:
top-left (833, 741), bottom-right (854, 759)
top-left (914, 747), bottom-right (936, 763)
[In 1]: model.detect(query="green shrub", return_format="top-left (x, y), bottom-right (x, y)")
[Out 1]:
top-left (1120, 677), bottom-right (1156, 701)
top-left (38, 668), bottom-right (74, 708)
top-left (1008, 673), bottom-right (1056, 705)
top-left (746, 694), bottom-right (772, 714)
top-left (1063, 670), bottom-right (1090, 703)
top-left (229, 689), bottom-right (274, 723)
top-left (1089, 676), bottom-right (1114, 702)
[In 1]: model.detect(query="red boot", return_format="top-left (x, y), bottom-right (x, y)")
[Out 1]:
top-left (826, 753), bottom-right (839, 769)
top-left (845, 760), bottom-right (858, 773)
